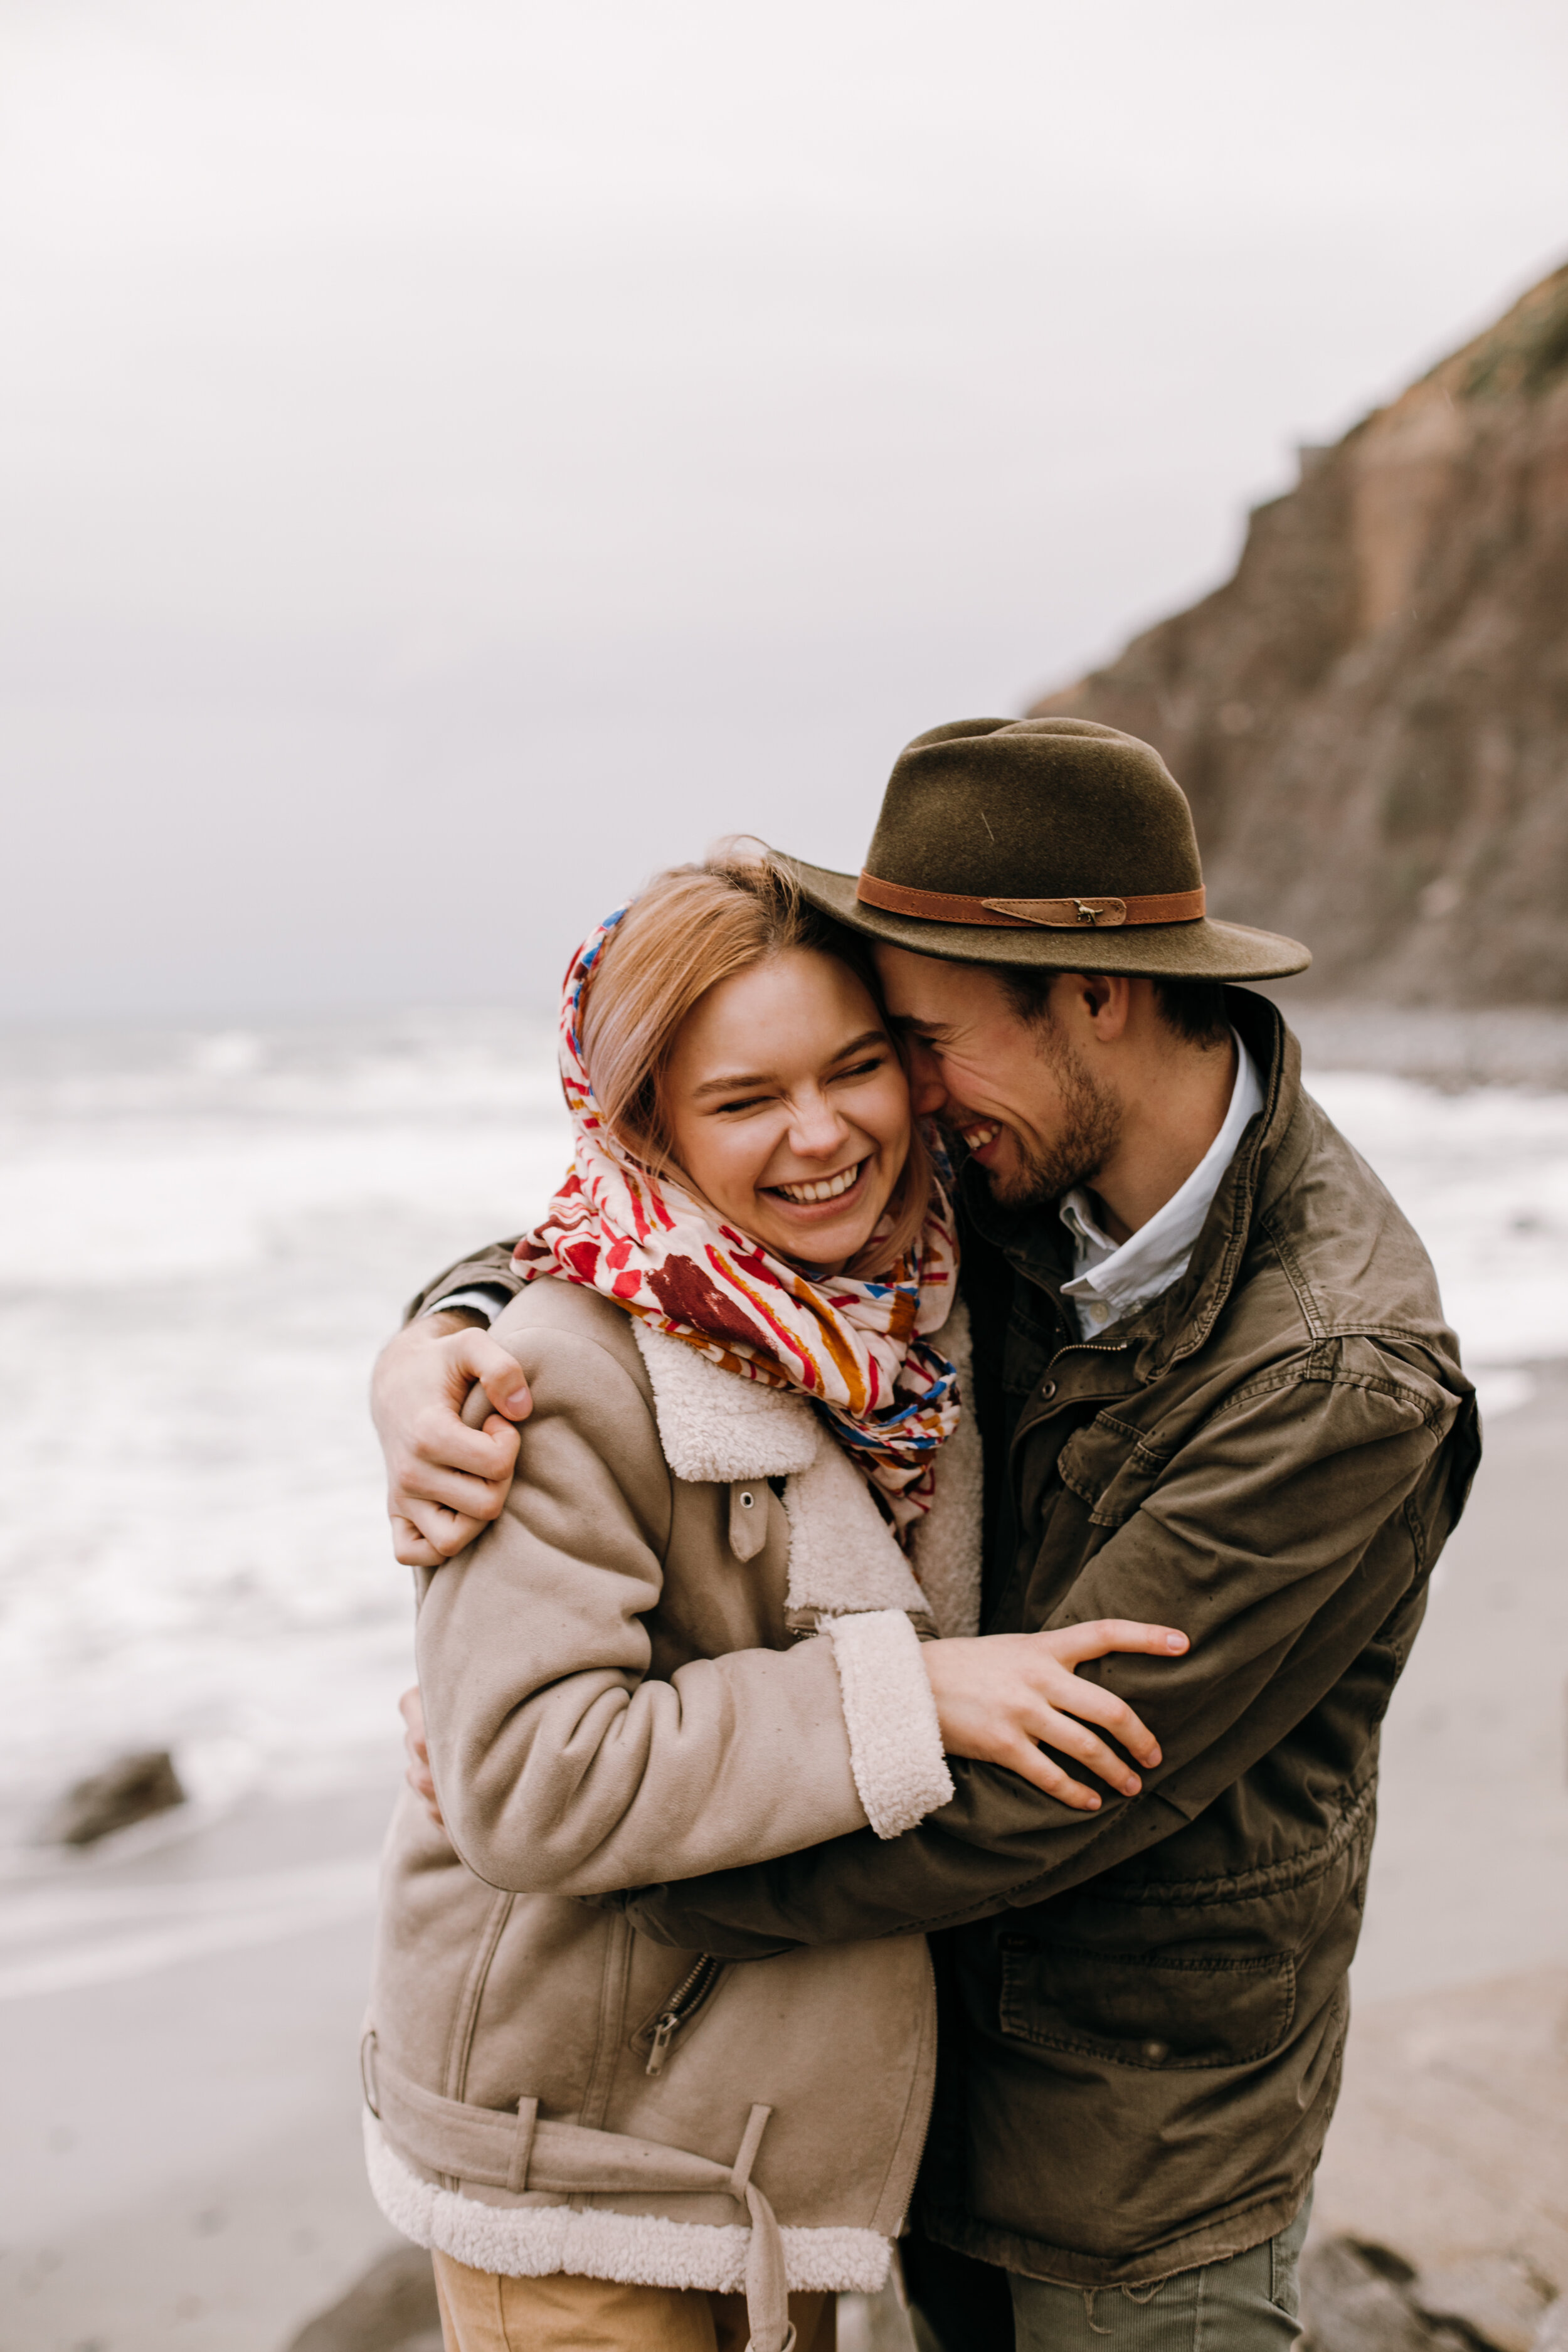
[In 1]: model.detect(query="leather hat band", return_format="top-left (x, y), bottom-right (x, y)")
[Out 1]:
top-left (856, 874), bottom-right (1207, 930)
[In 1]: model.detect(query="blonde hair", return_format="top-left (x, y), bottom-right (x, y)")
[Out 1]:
top-left (578, 844), bottom-right (932, 1274)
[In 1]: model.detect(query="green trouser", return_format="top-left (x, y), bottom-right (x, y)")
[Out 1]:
top-left (904, 2196), bottom-right (1311, 2352)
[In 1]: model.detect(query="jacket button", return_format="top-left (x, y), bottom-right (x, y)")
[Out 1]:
top-left (1039, 1380), bottom-right (1057, 1401)
top-left (1140, 2039), bottom-right (1169, 2063)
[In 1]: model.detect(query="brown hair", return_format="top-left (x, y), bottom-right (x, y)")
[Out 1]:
top-left (578, 843), bottom-right (932, 1274)
top-left (1001, 966), bottom-right (1231, 1049)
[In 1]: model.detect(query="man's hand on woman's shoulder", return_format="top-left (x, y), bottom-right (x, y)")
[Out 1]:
top-left (371, 1310), bottom-right (533, 1565)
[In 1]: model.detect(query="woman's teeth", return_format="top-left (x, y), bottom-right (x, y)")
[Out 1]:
top-left (961, 1120), bottom-right (1002, 1150)
top-left (773, 1160), bottom-right (864, 1205)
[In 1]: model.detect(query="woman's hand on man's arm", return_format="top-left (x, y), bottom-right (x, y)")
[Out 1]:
top-left (371, 1311), bottom-right (534, 1566)
top-left (923, 1619), bottom-right (1189, 1812)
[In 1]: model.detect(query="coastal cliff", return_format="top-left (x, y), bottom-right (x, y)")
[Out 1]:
top-left (1029, 263), bottom-right (1568, 1002)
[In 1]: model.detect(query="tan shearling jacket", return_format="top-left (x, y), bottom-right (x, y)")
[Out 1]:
top-left (363, 1275), bottom-right (982, 2349)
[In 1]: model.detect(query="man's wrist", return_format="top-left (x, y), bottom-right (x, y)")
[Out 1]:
top-left (420, 1305), bottom-right (489, 1335)
top-left (400, 1242), bottom-right (524, 1328)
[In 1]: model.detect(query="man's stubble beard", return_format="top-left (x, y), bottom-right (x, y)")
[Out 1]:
top-left (983, 1025), bottom-right (1123, 1209)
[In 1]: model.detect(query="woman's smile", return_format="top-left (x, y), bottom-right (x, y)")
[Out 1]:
top-left (767, 1156), bottom-right (869, 1207)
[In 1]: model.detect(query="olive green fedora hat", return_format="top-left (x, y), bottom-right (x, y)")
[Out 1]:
top-left (777, 715), bottom-right (1310, 980)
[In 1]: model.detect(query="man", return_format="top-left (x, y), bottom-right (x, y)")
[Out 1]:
top-left (374, 718), bottom-right (1477, 2350)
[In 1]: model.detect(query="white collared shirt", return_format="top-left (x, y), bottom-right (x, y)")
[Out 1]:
top-left (1059, 1032), bottom-right (1264, 1339)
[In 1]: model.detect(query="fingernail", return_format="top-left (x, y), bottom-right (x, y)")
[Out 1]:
top-left (1085, 1796), bottom-right (1101, 1809)
top-left (504, 1387), bottom-right (529, 1411)
top-left (1123, 1776), bottom-right (1141, 1795)
top-left (1146, 1747), bottom-right (1162, 1766)
top-left (1166, 1633), bottom-right (1187, 1650)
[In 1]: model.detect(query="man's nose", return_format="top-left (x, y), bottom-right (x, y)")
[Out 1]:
top-left (905, 1042), bottom-right (947, 1118)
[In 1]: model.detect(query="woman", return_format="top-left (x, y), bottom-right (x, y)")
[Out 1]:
top-left (364, 851), bottom-right (1185, 2352)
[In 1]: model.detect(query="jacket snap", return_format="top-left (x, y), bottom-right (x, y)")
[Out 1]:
top-left (729, 1479), bottom-right (768, 1561)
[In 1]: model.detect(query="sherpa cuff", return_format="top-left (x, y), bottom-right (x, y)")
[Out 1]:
top-left (824, 1610), bottom-right (954, 1840)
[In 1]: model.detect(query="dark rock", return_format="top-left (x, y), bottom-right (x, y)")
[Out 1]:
top-left (1301, 2235), bottom-right (1473, 2352)
top-left (283, 2246), bottom-right (441, 2352)
top-left (1353, 2243), bottom-right (1419, 2290)
top-left (43, 1751), bottom-right (186, 1846)
top-left (1029, 260), bottom-right (1568, 1006)
top-left (1411, 2257), bottom-right (1554, 2352)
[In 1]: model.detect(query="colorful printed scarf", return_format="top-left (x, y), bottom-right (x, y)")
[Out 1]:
top-left (511, 908), bottom-right (963, 1534)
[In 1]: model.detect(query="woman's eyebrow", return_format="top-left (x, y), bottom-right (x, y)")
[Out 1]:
top-left (691, 1068), bottom-right (776, 1098)
top-left (689, 1030), bottom-right (889, 1100)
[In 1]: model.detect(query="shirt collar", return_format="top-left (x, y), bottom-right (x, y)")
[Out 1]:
top-left (1059, 1031), bottom-right (1265, 1332)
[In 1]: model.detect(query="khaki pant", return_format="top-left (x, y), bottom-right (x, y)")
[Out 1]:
top-left (433, 2249), bottom-right (837, 2352)
top-left (904, 2194), bottom-right (1312, 2351)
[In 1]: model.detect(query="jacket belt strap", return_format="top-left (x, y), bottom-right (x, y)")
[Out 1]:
top-left (856, 873), bottom-right (1207, 928)
top-left (363, 2038), bottom-right (792, 2352)
top-left (365, 2036), bottom-right (540, 2192)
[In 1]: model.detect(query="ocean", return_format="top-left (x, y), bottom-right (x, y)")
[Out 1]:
top-left (1, 1010), bottom-right (1564, 1867)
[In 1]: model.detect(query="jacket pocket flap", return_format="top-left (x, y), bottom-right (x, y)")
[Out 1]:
top-left (997, 1936), bottom-right (1295, 2069)
top-left (1056, 1417), bottom-right (1171, 1528)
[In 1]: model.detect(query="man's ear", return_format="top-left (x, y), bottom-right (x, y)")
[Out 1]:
top-left (1077, 972), bottom-right (1130, 1038)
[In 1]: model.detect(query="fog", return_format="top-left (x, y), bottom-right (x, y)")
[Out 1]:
top-left (4, 0), bottom-right (1567, 1018)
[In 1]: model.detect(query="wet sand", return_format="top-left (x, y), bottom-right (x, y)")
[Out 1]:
top-left (1, 1376), bottom-right (1564, 2350)
top-left (1313, 1360), bottom-right (1568, 2294)
top-left (0, 1780), bottom-right (400, 2351)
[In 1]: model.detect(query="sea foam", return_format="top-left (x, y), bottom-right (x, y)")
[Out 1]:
top-left (0, 1014), bottom-right (1561, 1853)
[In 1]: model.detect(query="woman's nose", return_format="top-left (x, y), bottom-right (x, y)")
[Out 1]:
top-left (787, 1089), bottom-right (849, 1156)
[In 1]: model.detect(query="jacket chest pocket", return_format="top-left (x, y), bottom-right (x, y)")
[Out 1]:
top-left (1055, 1416), bottom-right (1171, 1530)
top-left (997, 1934), bottom-right (1296, 2070)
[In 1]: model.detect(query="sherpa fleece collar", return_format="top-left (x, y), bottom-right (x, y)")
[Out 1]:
top-left (629, 1320), bottom-right (823, 1483)
top-left (630, 1306), bottom-right (982, 1646)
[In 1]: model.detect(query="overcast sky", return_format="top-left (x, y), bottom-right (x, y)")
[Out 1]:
top-left (4, 0), bottom-right (1567, 1021)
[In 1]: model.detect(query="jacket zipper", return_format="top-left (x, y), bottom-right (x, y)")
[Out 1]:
top-left (644, 1956), bottom-right (723, 2075)
top-left (872, 1937), bottom-right (941, 2237)
top-left (904, 1941), bottom-right (940, 2206)
top-left (447, 1892), bottom-right (514, 2107)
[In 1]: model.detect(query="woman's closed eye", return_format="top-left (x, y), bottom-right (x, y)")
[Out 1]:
top-left (710, 1058), bottom-right (882, 1115)
top-left (711, 1089), bottom-right (776, 1117)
